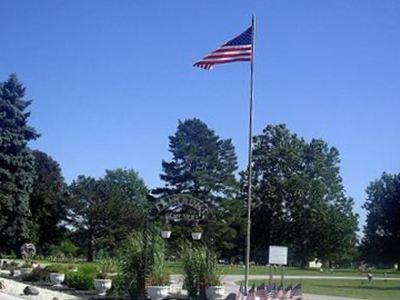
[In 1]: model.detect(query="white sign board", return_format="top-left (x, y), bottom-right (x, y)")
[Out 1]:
top-left (268, 245), bottom-right (288, 265)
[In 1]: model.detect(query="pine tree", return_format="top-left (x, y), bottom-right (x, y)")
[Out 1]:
top-left (0, 74), bottom-right (39, 253)
top-left (154, 118), bottom-right (238, 206)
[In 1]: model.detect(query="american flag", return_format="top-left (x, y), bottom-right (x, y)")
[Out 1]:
top-left (267, 283), bottom-right (276, 299)
top-left (264, 284), bottom-right (272, 300)
top-left (193, 25), bottom-right (253, 70)
top-left (284, 284), bottom-right (292, 298)
top-left (246, 283), bottom-right (256, 300)
top-left (256, 283), bottom-right (267, 299)
top-left (291, 283), bottom-right (303, 299)
top-left (275, 284), bottom-right (284, 299)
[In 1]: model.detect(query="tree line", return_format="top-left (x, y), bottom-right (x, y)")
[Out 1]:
top-left (0, 74), bottom-right (398, 268)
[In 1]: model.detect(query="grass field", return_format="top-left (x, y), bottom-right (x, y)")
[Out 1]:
top-left (6, 259), bottom-right (400, 278)
top-left (166, 262), bottom-right (400, 278)
top-left (246, 279), bottom-right (400, 300)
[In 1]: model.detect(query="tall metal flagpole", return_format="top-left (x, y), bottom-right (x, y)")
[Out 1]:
top-left (244, 14), bottom-right (256, 293)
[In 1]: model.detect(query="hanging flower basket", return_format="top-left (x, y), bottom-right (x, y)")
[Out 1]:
top-left (161, 230), bottom-right (172, 239)
top-left (191, 225), bottom-right (203, 240)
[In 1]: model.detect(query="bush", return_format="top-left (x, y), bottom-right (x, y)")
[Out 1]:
top-left (117, 232), bottom-right (145, 298)
top-left (1, 261), bottom-right (19, 270)
top-left (44, 264), bottom-right (70, 274)
top-left (64, 263), bottom-right (98, 290)
top-left (76, 264), bottom-right (98, 274)
top-left (148, 235), bottom-right (169, 286)
top-left (49, 240), bottom-right (78, 260)
top-left (96, 259), bottom-right (118, 279)
top-left (180, 243), bottom-right (220, 297)
top-left (21, 267), bottom-right (50, 282)
top-left (65, 271), bottom-right (96, 290)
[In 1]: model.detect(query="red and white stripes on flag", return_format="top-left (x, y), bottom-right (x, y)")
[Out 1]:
top-left (194, 26), bottom-right (253, 70)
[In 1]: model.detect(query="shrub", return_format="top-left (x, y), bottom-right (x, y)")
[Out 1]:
top-left (44, 264), bottom-right (69, 274)
top-left (21, 266), bottom-right (50, 282)
top-left (96, 259), bottom-right (118, 279)
top-left (181, 243), bottom-right (206, 297)
top-left (1, 261), bottom-right (19, 270)
top-left (21, 262), bottom-right (33, 268)
top-left (64, 263), bottom-right (99, 290)
top-left (117, 232), bottom-right (145, 298)
top-left (77, 264), bottom-right (98, 274)
top-left (180, 243), bottom-right (221, 297)
top-left (49, 240), bottom-right (78, 260)
top-left (107, 274), bottom-right (126, 297)
top-left (65, 271), bottom-right (96, 290)
top-left (148, 235), bottom-right (169, 286)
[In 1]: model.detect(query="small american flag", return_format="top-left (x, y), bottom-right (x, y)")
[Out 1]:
top-left (291, 283), bottom-right (303, 299)
top-left (246, 283), bottom-right (256, 300)
top-left (256, 283), bottom-right (267, 299)
top-left (284, 284), bottom-right (292, 298)
top-left (265, 283), bottom-right (273, 300)
top-left (193, 25), bottom-right (253, 70)
top-left (275, 284), bottom-right (284, 299)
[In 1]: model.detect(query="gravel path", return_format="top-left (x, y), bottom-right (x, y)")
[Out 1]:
top-left (0, 278), bottom-right (83, 300)
top-left (0, 293), bottom-right (24, 300)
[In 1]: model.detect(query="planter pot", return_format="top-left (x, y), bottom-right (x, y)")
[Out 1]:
top-left (20, 268), bottom-right (33, 275)
top-left (206, 286), bottom-right (225, 300)
top-left (191, 232), bottom-right (202, 240)
top-left (147, 286), bottom-right (170, 300)
top-left (161, 230), bottom-right (172, 239)
top-left (49, 273), bottom-right (65, 286)
top-left (94, 279), bottom-right (112, 296)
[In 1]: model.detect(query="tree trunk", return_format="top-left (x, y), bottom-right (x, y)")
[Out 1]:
top-left (300, 256), bottom-right (308, 269)
top-left (87, 230), bottom-right (95, 262)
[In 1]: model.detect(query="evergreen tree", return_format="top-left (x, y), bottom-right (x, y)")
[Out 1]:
top-left (30, 150), bottom-right (68, 254)
top-left (154, 118), bottom-right (238, 205)
top-left (362, 172), bottom-right (400, 268)
top-left (0, 74), bottom-right (39, 253)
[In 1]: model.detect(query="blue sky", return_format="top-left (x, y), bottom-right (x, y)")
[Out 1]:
top-left (1, 1), bottom-right (399, 229)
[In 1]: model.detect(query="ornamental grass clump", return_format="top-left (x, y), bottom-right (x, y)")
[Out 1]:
top-left (180, 243), bottom-right (208, 298)
top-left (65, 264), bottom-right (98, 290)
top-left (148, 234), bottom-right (170, 286)
top-left (181, 243), bottom-right (222, 297)
top-left (96, 259), bottom-right (118, 279)
top-left (116, 232), bottom-right (146, 298)
top-left (113, 229), bottom-right (169, 298)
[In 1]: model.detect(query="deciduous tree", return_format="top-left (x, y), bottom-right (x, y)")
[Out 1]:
top-left (30, 150), bottom-right (68, 254)
top-left (244, 124), bottom-right (358, 266)
top-left (362, 172), bottom-right (400, 269)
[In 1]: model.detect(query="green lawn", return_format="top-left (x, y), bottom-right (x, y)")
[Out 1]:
top-left (245, 279), bottom-right (400, 300)
top-left (6, 259), bottom-right (400, 279)
top-left (217, 265), bottom-right (400, 277)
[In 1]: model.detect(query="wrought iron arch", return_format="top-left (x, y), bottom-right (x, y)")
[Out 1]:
top-left (155, 194), bottom-right (210, 222)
